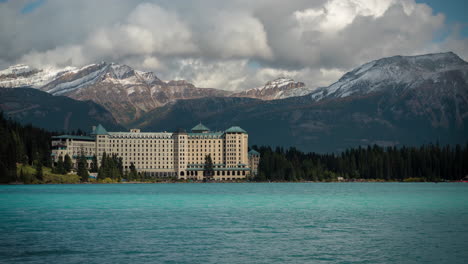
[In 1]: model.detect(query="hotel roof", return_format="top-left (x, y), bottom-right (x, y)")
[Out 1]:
top-left (225, 126), bottom-right (247, 133)
top-left (52, 135), bottom-right (95, 141)
top-left (249, 149), bottom-right (260, 156)
top-left (91, 124), bottom-right (109, 135)
top-left (191, 123), bottom-right (210, 132)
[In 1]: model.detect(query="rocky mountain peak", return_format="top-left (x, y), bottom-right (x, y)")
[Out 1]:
top-left (137, 71), bottom-right (163, 85)
top-left (108, 63), bottom-right (135, 79)
top-left (265, 77), bottom-right (294, 86)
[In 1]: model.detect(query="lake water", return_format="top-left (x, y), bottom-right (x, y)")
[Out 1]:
top-left (0, 183), bottom-right (467, 264)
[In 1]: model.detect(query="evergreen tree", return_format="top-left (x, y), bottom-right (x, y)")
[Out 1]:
top-left (54, 155), bottom-right (65, 174)
top-left (34, 160), bottom-right (43, 181)
top-left (97, 152), bottom-right (124, 181)
top-left (129, 162), bottom-right (138, 181)
top-left (64, 154), bottom-right (73, 173)
top-left (90, 155), bottom-right (98, 173)
top-left (204, 154), bottom-right (214, 178)
top-left (3, 140), bottom-right (17, 183)
top-left (77, 152), bottom-right (89, 182)
top-left (253, 144), bottom-right (468, 182)
top-left (97, 152), bottom-right (107, 180)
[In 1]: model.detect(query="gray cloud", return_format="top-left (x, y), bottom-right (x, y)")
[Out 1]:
top-left (0, 0), bottom-right (466, 91)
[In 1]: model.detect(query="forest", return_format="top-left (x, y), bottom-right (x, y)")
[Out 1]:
top-left (1, 112), bottom-right (467, 183)
top-left (0, 112), bottom-right (55, 183)
top-left (253, 144), bottom-right (468, 182)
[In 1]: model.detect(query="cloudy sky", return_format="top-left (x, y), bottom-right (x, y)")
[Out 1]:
top-left (0, 0), bottom-right (467, 91)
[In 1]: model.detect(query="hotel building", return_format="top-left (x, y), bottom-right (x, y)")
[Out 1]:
top-left (51, 123), bottom-right (258, 180)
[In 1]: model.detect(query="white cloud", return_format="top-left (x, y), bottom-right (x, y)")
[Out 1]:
top-left (169, 59), bottom-right (250, 90)
top-left (294, 0), bottom-right (396, 33)
top-left (20, 45), bottom-right (85, 68)
top-left (87, 3), bottom-right (198, 59)
top-left (199, 12), bottom-right (273, 59)
top-left (0, 0), bottom-right (466, 91)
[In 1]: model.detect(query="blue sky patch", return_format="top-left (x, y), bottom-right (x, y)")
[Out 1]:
top-left (21, 0), bottom-right (46, 14)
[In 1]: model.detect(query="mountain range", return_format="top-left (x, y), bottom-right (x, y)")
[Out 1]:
top-left (0, 62), bottom-right (230, 124)
top-left (1, 52), bottom-right (467, 152)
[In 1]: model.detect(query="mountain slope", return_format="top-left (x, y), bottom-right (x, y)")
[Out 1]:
top-left (0, 88), bottom-right (123, 132)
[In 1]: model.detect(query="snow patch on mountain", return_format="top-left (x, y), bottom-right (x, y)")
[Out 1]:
top-left (279, 86), bottom-right (319, 98)
top-left (0, 64), bottom-right (77, 88)
top-left (45, 64), bottom-right (109, 95)
top-left (0, 64), bottom-right (32, 76)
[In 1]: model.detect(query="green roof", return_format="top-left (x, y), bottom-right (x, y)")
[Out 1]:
top-left (92, 124), bottom-right (109, 135)
top-left (191, 123), bottom-right (210, 132)
top-left (188, 132), bottom-right (223, 138)
top-left (52, 135), bottom-right (95, 141)
top-left (225, 126), bottom-right (247, 133)
top-left (249, 149), bottom-right (260, 156)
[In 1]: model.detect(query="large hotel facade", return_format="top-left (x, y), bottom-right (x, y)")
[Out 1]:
top-left (51, 124), bottom-right (260, 180)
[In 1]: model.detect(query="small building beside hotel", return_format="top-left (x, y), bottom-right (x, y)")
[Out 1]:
top-left (248, 149), bottom-right (261, 176)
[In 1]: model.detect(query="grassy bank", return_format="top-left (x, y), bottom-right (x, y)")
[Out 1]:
top-left (17, 164), bottom-right (81, 184)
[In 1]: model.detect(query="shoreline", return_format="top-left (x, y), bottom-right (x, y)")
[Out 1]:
top-left (2, 180), bottom-right (463, 185)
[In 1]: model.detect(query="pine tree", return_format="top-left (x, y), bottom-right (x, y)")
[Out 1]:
top-left (204, 154), bottom-right (214, 178)
top-left (64, 154), bottom-right (72, 173)
top-left (97, 152), bottom-right (107, 180)
top-left (129, 162), bottom-right (138, 181)
top-left (90, 155), bottom-right (98, 173)
top-left (3, 140), bottom-right (17, 183)
top-left (54, 155), bottom-right (65, 174)
top-left (77, 152), bottom-right (89, 182)
top-left (0, 160), bottom-right (9, 184)
top-left (34, 160), bottom-right (43, 182)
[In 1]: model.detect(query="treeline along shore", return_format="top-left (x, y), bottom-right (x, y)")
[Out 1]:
top-left (252, 145), bottom-right (468, 182)
top-left (1, 112), bottom-right (467, 184)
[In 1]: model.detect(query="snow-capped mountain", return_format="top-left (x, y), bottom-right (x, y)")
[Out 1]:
top-left (0, 64), bottom-right (78, 88)
top-left (1, 52), bottom-right (467, 128)
top-left (309, 52), bottom-right (468, 101)
top-left (230, 77), bottom-right (308, 100)
top-left (0, 62), bottom-right (230, 124)
top-left (38, 62), bottom-right (166, 95)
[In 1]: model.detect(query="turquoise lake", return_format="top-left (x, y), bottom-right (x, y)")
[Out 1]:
top-left (1, 183), bottom-right (467, 263)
